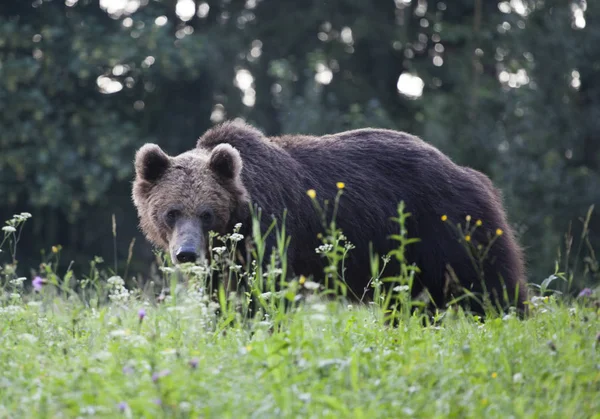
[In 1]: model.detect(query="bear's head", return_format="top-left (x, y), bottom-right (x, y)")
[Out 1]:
top-left (132, 142), bottom-right (249, 265)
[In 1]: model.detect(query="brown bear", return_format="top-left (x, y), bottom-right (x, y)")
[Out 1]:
top-left (132, 120), bottom-right (528, 315)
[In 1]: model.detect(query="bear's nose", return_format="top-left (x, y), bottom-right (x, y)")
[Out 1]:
top-left (176, 247), bottom-right (198, 263)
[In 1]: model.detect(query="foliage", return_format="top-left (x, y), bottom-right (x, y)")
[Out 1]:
top-left (0, 270), bottom-right (599, 417)
top-left (1, 199), bottom-right (599, 417)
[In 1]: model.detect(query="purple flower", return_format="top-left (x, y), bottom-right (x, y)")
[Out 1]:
top-left (122, 365), bottom-right (134, 375)
top-left (152, 369), bottom-right (170, 382)
top-left (138, 308), bottom-right (146, 321)
top-left (117, 401), bottom-right (128, 412)
top-left (32, 276), bottom-right (43, 292)
top-left (189, 358), bottom-right (199, 369)
top-left (153, 398), bottom-right (162, 406)
top-left (578, 288), bottom-right (593, 298)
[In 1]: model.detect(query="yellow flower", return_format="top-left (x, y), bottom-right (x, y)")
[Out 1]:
top-left (307, 189), bottom-right (316, 199)
top-left (466, 215), bottom-right (472, 222)
top-left (476, 219), bottom-right (482, 226)
top-left (496, 228), bottom-right (504, 236)
top-left (465, 235), bottom-right (471, 242)
top-left (441, 215), bottom-right (448, 222)
top-left (481, 398), bottom-right (489, 406)
top-left (51, 246), bottom-right (59, 254)
top-left (491, 372), bottom-right (498, 379)
top-left (299, 275), bottom-right (306, 285)
top-left (317, 233), bottom-right (323, 239)
top-left (245, 345), bottom-right (252, 352)
top-left (336, 182), bottom-right (345, 189)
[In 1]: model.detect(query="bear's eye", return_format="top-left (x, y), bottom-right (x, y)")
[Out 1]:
top-left (165, 209), bottom-right (180, 225)
top-left (200, 210), bottom-right (213, 224)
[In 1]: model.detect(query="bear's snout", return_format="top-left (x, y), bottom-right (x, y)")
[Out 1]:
top-left (175, 247), bottom-right (198, 264)
top-left (169, 218), bottom-right (205, 265)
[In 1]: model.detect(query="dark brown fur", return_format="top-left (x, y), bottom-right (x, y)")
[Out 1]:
top-left (132, 120), bottom-right (528, 315)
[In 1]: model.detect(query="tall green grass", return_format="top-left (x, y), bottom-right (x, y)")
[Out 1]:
top-left (0, 197), bottom-right (598, 418)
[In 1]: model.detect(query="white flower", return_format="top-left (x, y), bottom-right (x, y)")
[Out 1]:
top-left (393, 285), bottom-right (410, 293)
top-left (303, 281), bottom-right (321, 290)
top-left (107, 276), bottom-right (125, 286)
top-left (10, 277), bottom-right (27, 286)
top-left (315, 244), bottom-right (333, 254)
top-left (212, 246), bottom-right (226, 255)
top-left (2, 226), bottom-right (16, 233)
top-left (230, 233), bottom-right (244, 242)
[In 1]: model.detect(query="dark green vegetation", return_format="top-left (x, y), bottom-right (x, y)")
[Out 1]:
top-left (0, 0), bottom-right (598, 292)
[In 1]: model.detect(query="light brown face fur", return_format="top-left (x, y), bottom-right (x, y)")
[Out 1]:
top-left (132, 143), bottom-right (249, 265)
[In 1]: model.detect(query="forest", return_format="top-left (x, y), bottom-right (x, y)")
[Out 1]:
top-left (0, 0), bottom-right (598, 290)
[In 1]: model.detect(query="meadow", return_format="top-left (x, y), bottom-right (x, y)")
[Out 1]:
top-left (1, 208), bottom-right (599, 418)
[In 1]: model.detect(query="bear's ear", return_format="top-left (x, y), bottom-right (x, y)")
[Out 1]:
top-left (135, 144), bottom-right (170, 183)
top-left (208, 143), bottom-right (242, 180)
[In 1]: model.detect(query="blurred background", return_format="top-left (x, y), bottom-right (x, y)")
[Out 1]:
top-left (0, 0), bottom-right (598, 289)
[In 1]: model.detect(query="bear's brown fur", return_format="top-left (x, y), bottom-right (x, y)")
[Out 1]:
top-left (132, 120), bottom-right (528, 315)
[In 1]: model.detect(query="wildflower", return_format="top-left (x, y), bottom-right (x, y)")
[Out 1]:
top-left (306, 189), bottom-right (316, 199)
top-left (466, 215), bottom-right (471, 222)
top-left (152, 369), bottom-right (170, 382)
top-left (117, 402), bottom-right (128, 412)
top-left (230, 233), bottom-right (244, 242)
top-left (153, 399), bottom-right (162, 406)
top-left (496, 228), bottom-right (503, 236)
top-left (212, 246), bottom-right (226, 255)
top-left (122, 365), bottom-right (134, 375)
top-left (189, 358), bottom-right (199, 369)
top-left (138, 308), bottom-right (146, 322)
top-left (491, 372), bottom-right (498, 379)
top-left (299, 275), bottom-right (306, 285)
top-left (303, 280), bottom-right (321, 290)
top-left (577, 288), bottom-right (593, 298)
top-left (10, 277), bottom-right (26, 286)
top-left (32, 276), bottom-right (43, 292)
top-left (51, 246), bottom-right (59, 254)
top-left (441, 215), bottom-right (448, 222)
top-left (317, 233), bottom-right (323, 239)
top-left (465, 235), bottom-right (471, 242)
top-left (315, 243), bottom-right (334, 254)
top-left (476, 219), bottom-right (482, 226)
top-left (2, 226), bottom-right (16, 233)
top-left (336, 182), bottom-right (345, 189)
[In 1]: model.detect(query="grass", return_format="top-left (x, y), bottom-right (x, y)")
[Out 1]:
top-left (0, 290), bottom-right (598, 418)
top-left (1, 201), bottom-right (599, 418)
